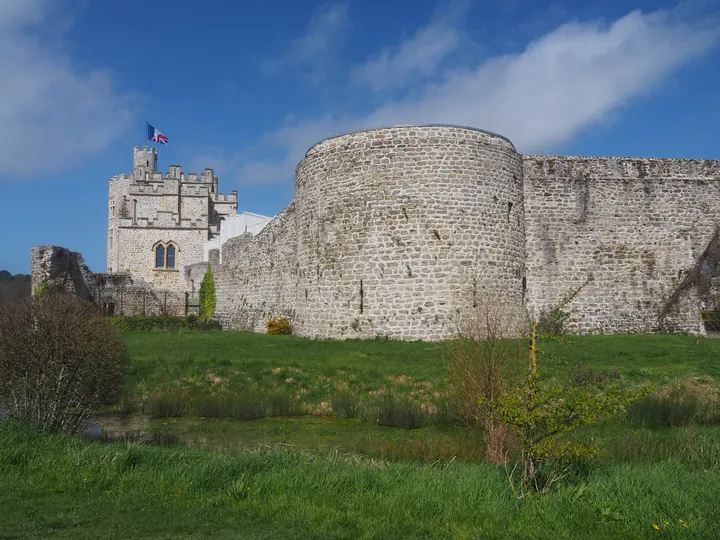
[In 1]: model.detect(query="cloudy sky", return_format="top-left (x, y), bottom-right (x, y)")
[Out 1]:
top-left (1, 0), bottom-right (719, 273)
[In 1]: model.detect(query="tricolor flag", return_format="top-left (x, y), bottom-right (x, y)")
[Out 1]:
top-left (147, 123), bottom-right (168, 146)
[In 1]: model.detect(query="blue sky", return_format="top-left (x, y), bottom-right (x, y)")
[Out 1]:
top-left (1, 0), bottom-right (719, 274)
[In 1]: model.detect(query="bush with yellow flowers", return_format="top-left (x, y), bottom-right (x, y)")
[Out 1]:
top-left (265, 317), bottom-right (293, 335)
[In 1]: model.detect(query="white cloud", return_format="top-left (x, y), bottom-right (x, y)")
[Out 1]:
top-left (351, 0), bottom-right (470, 92)
top-left (0, 0), bottom-right (136, 179)
top-left (261, 2), bottom-right (350, 79)
top-left (235, 4), bottom-right (719, 186)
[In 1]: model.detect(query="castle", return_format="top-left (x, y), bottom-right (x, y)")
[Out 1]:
top-left (32, 146), bottom-right (268, 316)
top-left (108, 146), bottom-right (238, 292)
top-left (32, 124), bottom-right (720, 339)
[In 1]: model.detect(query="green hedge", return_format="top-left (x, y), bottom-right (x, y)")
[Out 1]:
top-left (108, 315), bottom-right (222, 332)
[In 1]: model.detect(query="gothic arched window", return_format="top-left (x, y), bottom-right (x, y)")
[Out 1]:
top-left (166, 245), bottom-right (176, 269)
top-left (155, 245), bottom-right (165, 268)
top-left (153, 242), bottom-right (178, 270)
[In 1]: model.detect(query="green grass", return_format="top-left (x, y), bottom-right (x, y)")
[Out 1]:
top-left (4, 331), bottom-right (720, 537)
top-left (2, 421), bottom-right (719, 539)
top-left (122, 331), bottom-right (451, 418)
top-left (121, 331), bottom-right (720, 417)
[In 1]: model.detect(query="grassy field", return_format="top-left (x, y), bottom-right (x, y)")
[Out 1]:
top-left (121, 330), bottom-right (720, 416)
top-left (3, 330), bottom-right (720, 538)
top-left (2, 421), bottom-right (719, 539)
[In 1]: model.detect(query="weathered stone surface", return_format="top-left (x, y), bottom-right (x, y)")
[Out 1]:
top-left (212, 125), bottom-right (720, 340)
top-left (523, 155), bottom-right (720, 335)
top-left (107, 146), bottom-right (237, 294)
top-left (32, 245), bottom-right (185, 316)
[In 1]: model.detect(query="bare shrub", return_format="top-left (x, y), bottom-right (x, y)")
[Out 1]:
top-left (0, 294), bottom-right (130, 434)
top-left (446, 299), bottom-right (526, 461)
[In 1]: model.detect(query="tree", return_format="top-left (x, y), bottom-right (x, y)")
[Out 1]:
top-left (480, 324), bottom-right (652, 496)
top-left (0, 273), bottom-right (32, 305)
top-left (0, 294), bottom-right (130, 434)
top-left (199, 265), bottom-right (216, 322)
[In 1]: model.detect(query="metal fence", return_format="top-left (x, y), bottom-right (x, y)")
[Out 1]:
top-left (95, 286), bottom-right (190, 317)
top-left (185, 292), bottom-right (200, 316)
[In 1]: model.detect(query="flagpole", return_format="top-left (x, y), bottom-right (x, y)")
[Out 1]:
top-left (145, 120), bottom-right (148, 148)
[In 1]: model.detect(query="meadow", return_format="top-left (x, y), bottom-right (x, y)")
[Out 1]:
top-left (2, 330), bottom-right (720, 538)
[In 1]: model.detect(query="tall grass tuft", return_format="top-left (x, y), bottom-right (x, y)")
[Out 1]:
top-left (146, 394), bottom-right (185, 418)
top-left (627, 380), bottom-right (719, 427)
top-left (354, 433), bottom-right (487, 463)
top-left (194, 394), bottom-right (268, 420)
top-left (370, 397), bottom-right (429, 429)
top-left (331, 391), bottom-right (359, 419)
top-left (267, 392), bottom-right (303, 417)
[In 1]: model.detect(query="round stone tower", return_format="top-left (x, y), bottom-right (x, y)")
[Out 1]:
top-left (293, 125), bottom-right (526, 340)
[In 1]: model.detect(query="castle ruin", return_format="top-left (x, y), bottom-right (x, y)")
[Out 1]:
top-left (31, 124), bottom-right (720, 339)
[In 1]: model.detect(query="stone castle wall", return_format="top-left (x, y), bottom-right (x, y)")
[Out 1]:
top-left (214, 203), bottom-right (298, 331)
top-left (293, 126), bottom-right (526, 339)
top-left (213, 125), bottom-right (720, 340)
top-left (523, 156), bottom-right (720, 334)
top-left (115, 227), bottom-right (208, 292)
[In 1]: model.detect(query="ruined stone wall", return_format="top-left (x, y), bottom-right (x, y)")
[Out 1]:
top-left (214, 203), bottom-right (298, 331)
top-left (32, 245), bottom-right (98, 302)
top-left (31, 245), bottom-right (185, 316)
top-left (523, 156), bottom-right (720, 334)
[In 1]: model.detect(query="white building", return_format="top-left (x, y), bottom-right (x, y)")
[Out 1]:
top-left (203, 211), bottom-right (274, 263)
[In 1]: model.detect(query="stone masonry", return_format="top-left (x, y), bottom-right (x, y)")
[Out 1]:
top-left (31, 245), bottom-right (184, 316)
top-left (108, 146), bottom-right (237, 294)
top-left (213, 124), bottom-right (720, 340)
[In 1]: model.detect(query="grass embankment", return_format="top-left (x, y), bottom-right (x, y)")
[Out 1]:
top-left (122, 331), bottom-right (720, 415)
top-left (109, 331), bottom-right (720, 461)
top-left (2, 421), bottom-right (718, 539)
top-left (3, 332), bottom-right (720, 537)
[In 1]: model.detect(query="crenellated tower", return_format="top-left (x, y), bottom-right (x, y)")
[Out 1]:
top-left (107, 146), bottom-right (237, 296)
top-left (133, 146), bottom-right (158, 179)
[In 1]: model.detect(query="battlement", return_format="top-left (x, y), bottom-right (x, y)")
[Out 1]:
top-left (110, 173), bottom-right (133, 184)
top-left (133, 145), bottom-right (158, 155)
top-left (212, 191), bottom-right (237, 203)
top-left (522, 155), bottom-right (720, 180)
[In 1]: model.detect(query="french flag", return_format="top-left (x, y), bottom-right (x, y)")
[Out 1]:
top-left (147, 123), bottom-right (168, 146)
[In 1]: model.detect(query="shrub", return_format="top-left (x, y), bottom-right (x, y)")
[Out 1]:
top-left (481, 324), bottom-right (652, 495)
top-left (199, 265), bottom-right (216, 322)
top-left (108, 315), bottom-right (221, 331)
top-left (446, 300), bottom-right (526, 460)
top-left (702, 310), bottom-right (720, 332)
top-left (0, 295), bottom-right (130, 434)
top-left (536, 278), bottom-right (590, 337)
top-left (266, 317), bottom-right (293, 335)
